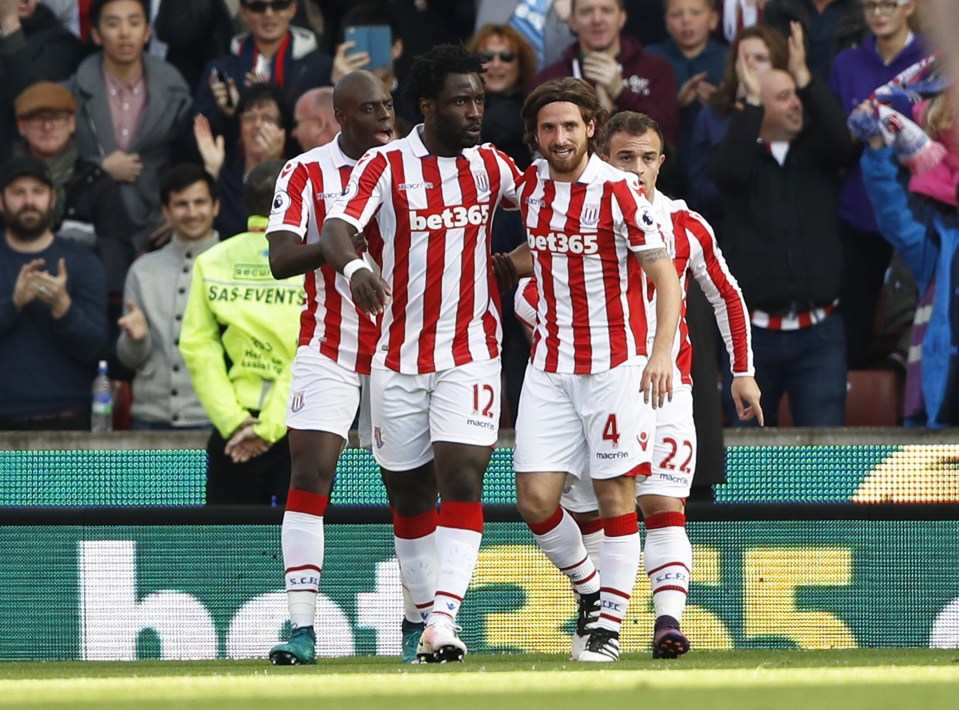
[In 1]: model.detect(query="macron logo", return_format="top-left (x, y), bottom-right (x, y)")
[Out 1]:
top-left (410, 204), bottom-right (490, 231)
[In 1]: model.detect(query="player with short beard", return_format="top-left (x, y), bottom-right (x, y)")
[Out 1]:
top-left (501, 78), bottom-right (682, 663)
top-left (318, 44), bottom-right (521, 663)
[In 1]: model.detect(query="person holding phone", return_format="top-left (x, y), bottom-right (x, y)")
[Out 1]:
top-left (194, 0), bottom-right (332, 134)
top-left (330, 3), bottom-right (416, 133)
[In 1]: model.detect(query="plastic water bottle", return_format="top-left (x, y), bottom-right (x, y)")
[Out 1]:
top-left (91, 360), bottom-right (113, 433)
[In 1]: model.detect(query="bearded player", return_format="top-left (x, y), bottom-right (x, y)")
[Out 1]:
top-left (505, 78), bottom-right (683, 662)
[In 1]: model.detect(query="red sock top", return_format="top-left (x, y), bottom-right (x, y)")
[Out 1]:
top-left (603, 511), bottom-right (639, 537)
top-left (644, 511), bottom-right (686, 529)
top-left (527, 506), bottom-right (564, 536)
top-left (438, 501), bottom-right (484, 533)
top-left (393, 507), bottom-right (438, 539)
top-left (573, 514), bottom-right (604, 536)
top-left (286, 488), bottom-right (329, 516)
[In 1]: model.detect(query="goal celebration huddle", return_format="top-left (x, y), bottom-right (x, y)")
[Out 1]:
top-left (264, 42), bottom-right (763, 666)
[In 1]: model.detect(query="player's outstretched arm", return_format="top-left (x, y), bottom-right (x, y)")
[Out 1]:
top-left (731, 375), bottom-right (764, 426)
top-left (638, 247), bottom-right (682, 409)
top-left (267, 231), bottom-right (325, 279)
top-left (318, 217), bottom-right (390, 315)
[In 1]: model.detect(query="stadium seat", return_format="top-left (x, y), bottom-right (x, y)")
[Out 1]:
top-left (112, 380), bottom-right (132, 431)
top-left (775, 370), bottom-right (901, 427)
top-left (844, 369), bottom-right (901, 426)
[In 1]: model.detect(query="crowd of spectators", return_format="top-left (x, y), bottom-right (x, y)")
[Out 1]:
top-left (1, 0), bottom-right (957, 463)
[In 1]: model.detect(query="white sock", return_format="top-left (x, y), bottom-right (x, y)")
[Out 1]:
top-left (575, 516), bottom-right (605, 575)
top-left (395, 533), bottom-right (437, 623)
top-left (596, 513), bottom-right (641, 634)
top-left (429, 501), bottom-right (483, 625)
top-left (400, 578), bottom-right (418, 625)
top-left (282, 510), bottom-right (324, 629)
top-left (393, 509), bottom-right (438, 624)
top-left (529, 507), bottom-right (600, 594)
top-left (644, 512), bottom-right (692, 623)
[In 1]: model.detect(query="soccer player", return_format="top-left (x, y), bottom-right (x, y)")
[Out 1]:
top-left (317, 45), bottom-right (521, 663)
top-left (508, 78), bottom-right (683, 663)
top-left (533, 110), bottom-right (763, 659)
top-left (264, 70), bottom-right (396, 665)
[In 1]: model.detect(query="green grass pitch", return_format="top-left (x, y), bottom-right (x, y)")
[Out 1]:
top-left (2, 651), bottom-right (959, 710)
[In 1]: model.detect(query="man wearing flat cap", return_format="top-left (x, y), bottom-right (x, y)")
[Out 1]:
top-left (0, 0), bottom-right (86, 161)
top-left (13, 81), bottom-right (135, 347)
top-left (0, 155), bottom-right (109, 430)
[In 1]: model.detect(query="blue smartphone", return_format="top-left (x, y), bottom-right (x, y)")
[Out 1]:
top-left (345, 25), bottom-right (392, 71)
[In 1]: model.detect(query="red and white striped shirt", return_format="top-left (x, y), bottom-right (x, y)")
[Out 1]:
top-left (266, 135), bottom-right (378, 374)
top-left (326, 125), bottom-right (520, 374)
top-left (644, 192), bottom-right (754, 384)
top-left (516, 155), bottom-right (665, 374)
top-left (514, 277), bottom-right (537, 331)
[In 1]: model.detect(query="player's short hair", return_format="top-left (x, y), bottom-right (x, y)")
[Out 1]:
top-left (90, 0), bottom-right (150, 29)
top-left (245, 159), bottom-right (285, 217)
top-left (522, 78), bottom-right (609, 155)
top-left (402, 44), bottom-right (486, 110)
top-left (603, 112), bottom-right (665, 156)
top-left (159, 163), bottom-right (216, 206)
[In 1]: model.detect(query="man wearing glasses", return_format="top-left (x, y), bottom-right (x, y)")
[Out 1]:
top-left (194, 0), bottom-right (333, 131)
top-left (12, 81), bottom-right (135, 328)
top-left (763, 0), bottom-right (868, 83)
top-left (0, 0), bottom-right (86, 162)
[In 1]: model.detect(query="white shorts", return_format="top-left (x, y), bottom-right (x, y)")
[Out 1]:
top-left (286, 346), bottom-right (362, 440)
top-left (356, 373), bottom-right (372, 449)
top-left (558, 384), bottom-right (695, 512)
top-left (636, 384), bottom-right (695, 498)
top-left (370, 358), bottom-right (501, 471)
top-left (514, 361), bottom-right (655, 481)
